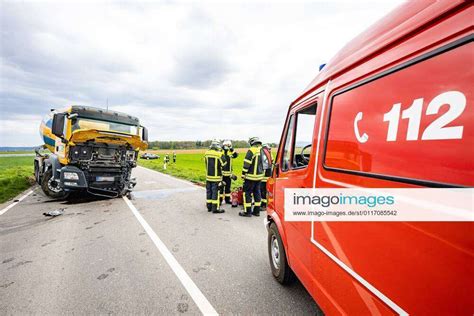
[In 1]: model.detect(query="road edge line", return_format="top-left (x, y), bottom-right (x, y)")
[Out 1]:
top-left (0, 189), bottom-right (34, 216)
top-left (123, 196), bottom-right (218, 316)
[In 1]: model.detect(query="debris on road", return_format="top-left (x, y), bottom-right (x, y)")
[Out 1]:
top-left (43, 208), bottom-right (65, 217)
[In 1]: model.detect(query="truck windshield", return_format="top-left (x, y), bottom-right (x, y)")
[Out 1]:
top-left (72, 118), bottom-right (138, 135)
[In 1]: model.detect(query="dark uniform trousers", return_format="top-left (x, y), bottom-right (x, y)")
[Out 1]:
top-left (220, 176), bottom-right (232, 204)
top-left (206, 181), bottom-right (220, 211)
top-left (243, 179), bottom-right (261, 214)
top-left (260, 180), bottom-right (268, 207)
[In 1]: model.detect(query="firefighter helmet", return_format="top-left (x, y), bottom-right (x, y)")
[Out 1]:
top-left (210, 139), bottom-right (221, 150)
top-left (263, 143), bottom-right (271, 150)
top-left (248, 137), bottom-right (262, 146)
top-left (222, 140), bottom-right (232, 150)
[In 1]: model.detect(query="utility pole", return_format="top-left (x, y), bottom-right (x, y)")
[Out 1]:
top-left (106, 98), bottom-right (109, 111)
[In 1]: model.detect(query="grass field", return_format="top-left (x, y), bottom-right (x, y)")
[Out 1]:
top-left (0, 149), bottom-right (265, 204)
top-left (138, 152), bottom-right (246, 188)
top-left (0, 156), bottom-right (34, 203)
top-left (0, 151), bottom-right (34, 155)
top-left (145, 148), bottom-right (248, 154)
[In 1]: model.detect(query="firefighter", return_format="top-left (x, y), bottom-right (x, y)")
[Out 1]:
top-left (173, 151), bottom-right (177, 163)
top-left (240, 137), bottom-right (264, 217)
top-left (261, 144), bottom-right (272, 208)
top-left (204, 140), bottom-right (226, 214)
top-left (164, 153), bottom-right (170, 169)
top-left (220, 140), bottom-right (238, 204)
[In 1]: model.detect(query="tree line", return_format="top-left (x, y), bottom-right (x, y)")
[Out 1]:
top-left (148, 140), bottom-right (278, 150)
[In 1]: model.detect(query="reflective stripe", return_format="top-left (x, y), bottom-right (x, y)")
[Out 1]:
top-left (224, 193), bottom-right (231, 197)
top-left (244, 174), bottom-right (263, 181)
top-left (244, 145), bottom-right (264, 179)
top-left (243, 193), bottom-right (251, 208)
top-left (252, 153), bottom-right (260, 176)
top-left (223, 155), bottom-right (233, 173)
top-left (254, 202), bottom-right (261, 207)
top-left (205, 149), bottom-right (224, 181)
top-left (214, 157), bottom-right (218, 178)
top-left (206, 199), bottom-right (213, 203)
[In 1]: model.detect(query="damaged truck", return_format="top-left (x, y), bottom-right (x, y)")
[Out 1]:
top-left (35, 105), bottom-right (148, 199)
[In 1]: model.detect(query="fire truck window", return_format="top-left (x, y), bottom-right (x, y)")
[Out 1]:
top-left (281, 115), bottom-right (295, 171)
top-left (292, 105), bottom-right (316, 168)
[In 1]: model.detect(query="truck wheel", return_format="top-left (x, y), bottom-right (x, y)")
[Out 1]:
top-left (41, 169), bottom-right (69, 199)
top-left (268, 222), bottom-right (296, 284)
top-left (34, 161), bottom-right (40, 184)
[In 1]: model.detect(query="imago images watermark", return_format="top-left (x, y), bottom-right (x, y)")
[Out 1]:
top-left (284, 188), bottom-right (473, 222)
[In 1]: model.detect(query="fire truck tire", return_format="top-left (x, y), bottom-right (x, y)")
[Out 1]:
top-left (41, 169), bottom-right (69, 199)
top-left (268, 222), bottom-right (295, 284)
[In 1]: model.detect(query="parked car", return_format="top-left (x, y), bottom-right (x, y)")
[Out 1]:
top-left (266, 1), bottom-right (473, 315)
top-left (140, 153), bottom-right (159, 160)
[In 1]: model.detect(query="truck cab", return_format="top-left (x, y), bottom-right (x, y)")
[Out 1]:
top-left (35, 105), bottom-right (148, 198)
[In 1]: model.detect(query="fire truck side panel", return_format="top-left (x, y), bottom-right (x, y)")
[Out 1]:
top-left (268, 2), bottom-right (473, 315)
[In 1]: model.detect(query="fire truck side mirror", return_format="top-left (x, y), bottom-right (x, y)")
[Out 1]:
top-left (142, 126), bottom-right (149, 142)
top-left (51, 113), bottom-right (66, 138)
top-left (273, 163), bottom-right (280, 178)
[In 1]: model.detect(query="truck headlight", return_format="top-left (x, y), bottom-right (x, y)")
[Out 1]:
top-left (64, 172), bottom-right (79, 180)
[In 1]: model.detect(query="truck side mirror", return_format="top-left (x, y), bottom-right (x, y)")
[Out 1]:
top-left (142, 126), bottom-right (149, 142)
top-left (51, 113), bottom-right (66, 138)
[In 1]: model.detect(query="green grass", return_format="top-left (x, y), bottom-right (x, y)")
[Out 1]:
top-left (0, 151), bottom-right (34, 155)
top-left (0, 156), bottom-right (35, 203)
top-left (138, 153), bottom-right (245, 188)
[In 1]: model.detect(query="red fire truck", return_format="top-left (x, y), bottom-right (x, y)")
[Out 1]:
top-left (266, 1), bottom-right (473, 315)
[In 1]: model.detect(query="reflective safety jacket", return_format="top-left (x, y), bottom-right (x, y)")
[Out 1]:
top-left (262, 165), bottom-right (272, 182)
top-left (204, 149), bottom-right (226, 182)
top-left (261, 147), bottom-right (273, 182)
top-left (242, 145), bottom-right (264, 181)
top-left (222, 149), bottom-right (238, 177)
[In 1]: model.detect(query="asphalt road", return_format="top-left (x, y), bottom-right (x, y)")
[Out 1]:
top-left (0, 166), bottom-right (322, 315)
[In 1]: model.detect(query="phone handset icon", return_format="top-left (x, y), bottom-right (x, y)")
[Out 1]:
top-left (354, 112), bottom-right (369, 143)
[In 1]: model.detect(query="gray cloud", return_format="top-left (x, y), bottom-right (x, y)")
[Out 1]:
top-left (0, 1), bottom-right (404, 146)
top-left (173, 51), bottom-right (231, 88)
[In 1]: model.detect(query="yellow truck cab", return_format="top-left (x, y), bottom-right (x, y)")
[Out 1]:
top-left (35, 105), bottom-right (148, 199)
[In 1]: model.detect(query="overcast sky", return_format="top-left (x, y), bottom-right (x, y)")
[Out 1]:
top-left (0, 0), bottom-right (404, 147)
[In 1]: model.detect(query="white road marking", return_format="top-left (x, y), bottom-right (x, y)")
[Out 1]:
top-left (0, 190), bottom-right (34, 216)
top-left (123, 196), bottom-right (218, 316)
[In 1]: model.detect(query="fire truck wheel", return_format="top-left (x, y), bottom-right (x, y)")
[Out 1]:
top-left (41, 169), bottom-right (69, 199)
top-left (268, 222), bottom-right (295, 284)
